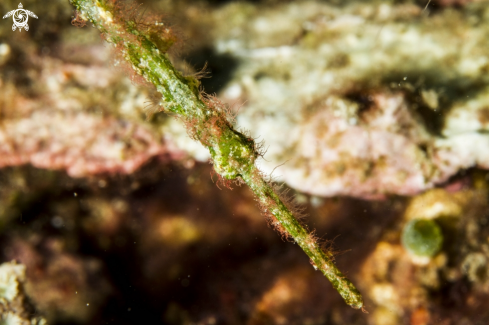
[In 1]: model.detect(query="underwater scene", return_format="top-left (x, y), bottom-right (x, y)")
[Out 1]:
top-left (0, 0), bottom-right (489, 324)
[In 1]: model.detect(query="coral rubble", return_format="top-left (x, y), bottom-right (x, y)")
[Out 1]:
top-left (0, 261), bottom-right (46, 325)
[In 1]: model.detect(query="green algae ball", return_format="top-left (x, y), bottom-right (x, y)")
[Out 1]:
top-left (401, 219), bottom-right (443, 257)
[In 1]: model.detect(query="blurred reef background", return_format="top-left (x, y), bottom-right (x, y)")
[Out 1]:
top-left (1, 0), bottom-right (489, 324)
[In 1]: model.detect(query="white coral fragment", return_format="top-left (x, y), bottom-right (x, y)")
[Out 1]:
top-left (0, 263), bottom-right (24, 302)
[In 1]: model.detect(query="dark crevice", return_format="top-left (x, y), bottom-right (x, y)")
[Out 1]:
top-left (182, 46), bottom-right (239, 94)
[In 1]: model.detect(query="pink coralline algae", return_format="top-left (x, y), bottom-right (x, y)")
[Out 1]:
top-left (0, 111), bottom-right (182, 177)
top-left (280, 93), bottom-right (434, 198)
top-left (275, 92), bottom-right (489, 198)
top-left (0, 49), bottom-right (187, 177)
